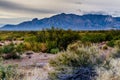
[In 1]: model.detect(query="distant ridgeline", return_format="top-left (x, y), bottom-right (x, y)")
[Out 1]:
top-left (1, 13), bottom-right (120, 31)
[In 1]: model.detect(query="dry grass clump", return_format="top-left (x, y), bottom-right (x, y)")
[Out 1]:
top-left (0, 65), bottom-right (21, 80)
top-left (49, 44), bottom-right (105, 80)
top-left (18, 67), bottom-right (49, 80)
top-left (95, 45), bottom-right (120, 80)
top-left (48, 41), bottom-right (120, 80)
top-left (0, 66), bottom-right (49, 80)
top-left (95, 58), bottom-right (120, 80)
top-left (49, 44), bottom-right (102, 68)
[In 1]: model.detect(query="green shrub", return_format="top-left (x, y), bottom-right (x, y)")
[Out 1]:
top-left (46, 41), bottom-right (57, 53)
top-left (39, 43), bottom-right (47, 53)
top-left (102, 45), bottom-right (108, 50)
top-left (50, 48), bottom-right (59, 54)
top-left (49, 46), bottom-right (100, 67)
top-left (1, 43), bottom-right (15, 54)
top-left (49, 45), bottom-right (105, 80)
top-left (115, 40), bottom-right (120, 49)
top-left (81, 33), bottom-right (106, 43)
top-left (67, 41), bottom-right (82, 51)
top-left (0, 43), bottom-right (24, 59)
top-left (24, 36), bottom-right (37, 42)
top-left (67, 41), bottom-right (92, 51)
top-left (0, 65), bottom-right (21, 80)
top-left (16, 43), bottom-right (25, 54)
top-left (24, 42), bottom-right (32, 51)
top-left (107, 40), bottom-right (115, 47)
top-left (111, 47), bottom-right (120, 58)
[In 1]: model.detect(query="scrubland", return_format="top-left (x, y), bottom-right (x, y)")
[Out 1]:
top-left (0, 28), bottom-right (120, 80)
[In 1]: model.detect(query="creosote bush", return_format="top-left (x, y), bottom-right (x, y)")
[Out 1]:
top-left (107, 40), bottom-right (115, 47)
top-left (49, 45), bottom-right (104, 80)
top-left (102, 45), bottom-right (108, 50)
top-left (0, 65), bottom-right (21, 80)
top-left (95, 58), bottom-right (120, 80)
top-left (115, 40), bottom-right (120, 49)
top-left (49, 45), bottom-right (101, 67)
top-left (0, 58), bottom-right (21, 80)
top-left (0, 43), bottom-right (24, 59)
top-left (50, 48), bottom-right (59, 54)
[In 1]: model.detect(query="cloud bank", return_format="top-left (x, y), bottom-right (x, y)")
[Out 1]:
top-left (0, 0), bottom-right (57, 14)
top-left (0, 0), bottom-right (120, 24)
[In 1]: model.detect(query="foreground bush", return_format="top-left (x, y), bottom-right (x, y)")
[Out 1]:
top-left (115, 40), bottom-right (120, 49)
top-left (50, 45), bottom-right (101, 67)
top-left (96, 58), bottom-right (120, 80)
top-left (0, 65), bottom-right (21, 80)
top-left (107, 40), bottom-right (115, 47)
top-left (49, 45), bottom-right (104, 80)
top-left (0, 58), bottom-right (21, 80)
top-left (48, 66), bottom-right (97, 80)
top-left (0, 43), bottom-right (24, 59)
top-left (50, 48), bottom-right (59, 54)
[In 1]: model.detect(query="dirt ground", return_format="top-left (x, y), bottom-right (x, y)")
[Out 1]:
top-left (3, 52), bottom-right (55, 67)
top-left (2, 43), bottom-right (115, 80)
top-left (3, 53), bottom-right (55, 80)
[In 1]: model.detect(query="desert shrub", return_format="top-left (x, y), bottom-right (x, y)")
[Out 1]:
top-left (16, 43), bottom-right (25, 54)
top-left (49, 46), bottom-right (101, 67)
top-left (81, 33), bottom-right (106, 43)
top-left (113, 35), bottom-right (120, 40)
top-left (21, 68), bottom-right (49, 80)
top-left (24, 36), bottom-right (37, 42)
top-left (24, 42), bottom-right (43, 53)
top-left (59, 31), bottom-right (80, 50)
top-left (115, 40), bottom-right (120, 49)
top-left (111, 47), bottom-right (120, 58)
top-left (107, 40), bottom-right (115, 47)
top-left (36, 28), bottom-right (80, 52)
top-left (96, 58), bottom-right (120, 80)
top-left (32, 42), bottom-right (40, 52)
top-left (24, 42), bottom-right (32, 51)
top-left (49, 66), bottom-right (98, 80)
top-left (67, 41), bottom-right (92, 51)
top-left (5, 36), bottom-right (13, 41)
top-left (0, 65), bottom-right (21, 80)
top-left (102, 45), bottom-right (108, 50)
top-left (67, 41), bottom-right (82, 51)
top-left (39, 43), bottom-right (47, 53)
top-left (0, 43), bottom-right (15, 54)
top-left (46, 41), bottom-right (57, 53)
top-left (48, 66), bottom-right (74, 80)
top-left (49, 45), bottom-right (106, 80)
top-left (0, 43), bottom-right (24, 59)
top-left (50, 48), bottom-right (59, 54)
top-left (24, 42), bottom-right (45, 52)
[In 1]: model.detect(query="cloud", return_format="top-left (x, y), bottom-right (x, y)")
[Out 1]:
top-left (1, 0), bottom-right (120, 25)
top-left (0, 0), bottom-right (57, 14)
top-left (0, 17), bottom-right (31, 24)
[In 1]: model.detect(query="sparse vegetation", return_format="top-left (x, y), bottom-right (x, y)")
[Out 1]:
top-left (0, 29), bottom-right (120, 80)
top-left (0, 43), bottom-right (24, 59)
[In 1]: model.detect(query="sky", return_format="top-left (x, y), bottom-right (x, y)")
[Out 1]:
top-left (0, 0), bottom-right (120, 25)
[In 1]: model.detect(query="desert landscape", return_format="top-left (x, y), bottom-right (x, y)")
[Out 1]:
top-left (0, 30), bottom-right (119, 80)
top-left (0, 0), bottom-right (120, 80)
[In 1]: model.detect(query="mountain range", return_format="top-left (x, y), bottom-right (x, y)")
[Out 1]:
top-left (1, 13), bottom-right (120, 31)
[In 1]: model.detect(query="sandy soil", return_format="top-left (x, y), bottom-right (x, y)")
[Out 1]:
top-left (3, 53), bottom-right (55, 67)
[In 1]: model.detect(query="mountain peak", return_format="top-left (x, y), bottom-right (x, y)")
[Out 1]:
top-left (32, 18), bottom-right (39, 21)
top-left (59, 13), bottom-right (66, 15)
top-left (1, 13), bottom-right (120, 31)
